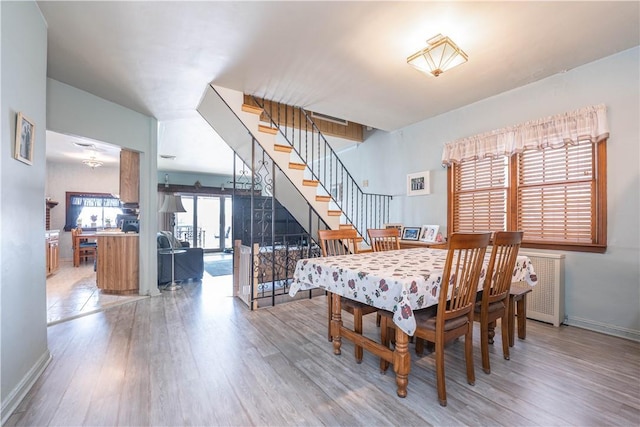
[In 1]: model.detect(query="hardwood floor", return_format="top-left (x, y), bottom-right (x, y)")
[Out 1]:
top-left (46, 260), bottom-right (147, 325)
top-left (9, 276), bottom-right (640, 426)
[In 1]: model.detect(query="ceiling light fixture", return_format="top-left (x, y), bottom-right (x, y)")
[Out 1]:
top-left (82, 156), bottom-right (103, 169)
top-left (407, 34), bottom-right (468, 77)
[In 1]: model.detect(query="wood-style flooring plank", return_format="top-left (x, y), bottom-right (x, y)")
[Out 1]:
top-left (6, 277), bottom-right (640, 427)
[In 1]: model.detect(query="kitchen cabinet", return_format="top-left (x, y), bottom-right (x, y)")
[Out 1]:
top-left (96, 232), bottom-right (139, 294)
top-left (45, 230), bottom-right (60, 276)
top-left (119, 149), bottom-right (139, 204)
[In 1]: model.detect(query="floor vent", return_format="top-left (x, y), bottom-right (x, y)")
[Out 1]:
top-left (519, 251), bottom-right (565, 326)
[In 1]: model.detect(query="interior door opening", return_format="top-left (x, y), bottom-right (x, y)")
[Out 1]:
top-left (175, 194), bottom-right (232, 253)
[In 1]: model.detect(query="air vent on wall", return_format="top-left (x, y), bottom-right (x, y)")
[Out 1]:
top-left (310, 111), bottom-right (349, 126)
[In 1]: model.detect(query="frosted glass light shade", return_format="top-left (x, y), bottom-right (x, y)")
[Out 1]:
top-left (407, 34), bottom-right (468, 77)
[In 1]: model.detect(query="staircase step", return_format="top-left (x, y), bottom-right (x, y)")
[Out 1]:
top-left (289, 162), bottom-right (306, 170)
top-left (303, 179), bottom-right (319, 187)
top-left (274, 144), bottom-right (293, 153)
top-left (258, 124), bottom-right (278, 135)
top-left (242, 103), bottom-right (263, 115)
top-left (339, 224), bottom-right (354, 230)
top-left (328, 210), bottom-right (342, 216)
top-left (315, 195), bottom-right (331, 202)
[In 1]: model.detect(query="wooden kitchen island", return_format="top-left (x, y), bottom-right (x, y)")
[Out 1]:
top-left (96, 232), bottom-right (139, 295)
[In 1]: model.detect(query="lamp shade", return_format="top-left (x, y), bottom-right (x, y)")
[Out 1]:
top-left (159, 194), bottom-right (186, 213)
top-left (407, 34), bottom-right (468, 77)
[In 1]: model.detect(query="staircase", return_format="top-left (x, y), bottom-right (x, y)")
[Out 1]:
top-left (198, 84), bottom-right (391, 242)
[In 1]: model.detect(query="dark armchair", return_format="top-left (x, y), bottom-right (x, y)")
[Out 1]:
top-left (157, 232), bottom-right (204, 284)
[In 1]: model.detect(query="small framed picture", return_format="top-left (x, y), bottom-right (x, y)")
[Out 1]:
top-left (407, 170), bottom-right (431, 196)
top-left (401, 226), bottom-right (421, 241)
top-left (420, 225), bottom-right (440, 243)
top-left (14, 112), bottom-right (35, 165)
top-left (384, 223), bottom-right (403, 234)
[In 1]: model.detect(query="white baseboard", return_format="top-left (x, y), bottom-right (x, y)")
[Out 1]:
top-left (1, 350), bottom-right (51, 425)
top-left (566, 316), bottom-right (640, 342)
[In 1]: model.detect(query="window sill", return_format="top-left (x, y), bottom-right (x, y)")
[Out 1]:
top-left (522, 242), bottom-right (606, 254)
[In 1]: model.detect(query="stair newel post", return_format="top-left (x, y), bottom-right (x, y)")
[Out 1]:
top-left (270, 151), bottom-right (276, 307)
top-left (250, 139), bottom-right (255, 310)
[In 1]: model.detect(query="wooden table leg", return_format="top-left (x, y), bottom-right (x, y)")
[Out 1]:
top-left (508, 295), bottom-right (516, 347)
top-left (393, 328), bottom-right (410, 398)
top-left (332, 293), bottom-right (342, 356)
top-left (517, 295), bottom-right (528, 340)
top-left (508, 285), bottom-right (532, 347)
top-left (327, 291), bottom-right (332, 341)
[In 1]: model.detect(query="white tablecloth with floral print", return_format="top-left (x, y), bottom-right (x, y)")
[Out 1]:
top-left (290, 248), bottom-right (537, 336)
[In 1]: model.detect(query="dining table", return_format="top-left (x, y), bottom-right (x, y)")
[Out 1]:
top-left (290, 247), bottom-right (538, 398)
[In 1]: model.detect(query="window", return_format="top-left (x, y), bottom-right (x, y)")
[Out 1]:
top-left (452, 156), bottom-right (507, 233)
top-left (444, 105), bottom-right (608, 253)
top-left (64, 192), bottom-right (122, 231)
top-left (448, 139), bottom-right (607, 252)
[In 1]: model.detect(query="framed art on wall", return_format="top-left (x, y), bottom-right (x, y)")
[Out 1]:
top-left (14, 112), bottom-right (35, 165)
top-left (401, 226), bottom-right (421, 241)
top-left (407, 170), bottom-right (431, 196)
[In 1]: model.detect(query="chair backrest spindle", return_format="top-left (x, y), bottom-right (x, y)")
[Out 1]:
top-left (483, 231), bottom-right (524, 306)
top-left (318, 229), bottom-right (359, 257)
top-left (367, 228), bottom-right (401, 252)
top-left (439, 232), bottom-right (491, 322)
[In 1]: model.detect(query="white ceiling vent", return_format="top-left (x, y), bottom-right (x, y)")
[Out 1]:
top-left (310, 111), bottom-right (349, 126)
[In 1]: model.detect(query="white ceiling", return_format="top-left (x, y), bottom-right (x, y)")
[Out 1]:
top-left (40, 1), bottom-right (639, 175)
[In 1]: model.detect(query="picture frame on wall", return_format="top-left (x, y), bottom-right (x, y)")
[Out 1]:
top-left (401, 226), bottom-right (421, 241)
top-left (420, 225), bottom-right (440, 243)
top-left (407, 170), bottom-right (431, 196)
top-left (14, 112), bottom-right (35, 165)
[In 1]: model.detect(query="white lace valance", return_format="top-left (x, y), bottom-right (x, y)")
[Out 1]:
top-left (441, 104), bottom-right (609, 166)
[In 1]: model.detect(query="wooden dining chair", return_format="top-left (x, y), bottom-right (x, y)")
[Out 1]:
top-left (367, 228), bottom-right (401, 252)
top-left (367, 228), bottom-right (399, 328)
top-left (474, 231), bottom-right (523, 374)
top-left (379, 232), bottom-right (491, 406)
top-left (318, 228), bottom-right (377, 363)
top-left (72, 227), bottom-right (97, 266)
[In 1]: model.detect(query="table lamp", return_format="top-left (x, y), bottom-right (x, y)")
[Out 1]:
top-left (159, 194), bottom-right (186, 290)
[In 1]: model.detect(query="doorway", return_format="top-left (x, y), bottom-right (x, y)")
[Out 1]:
top-left (175, 194), bottom-right (232, 252)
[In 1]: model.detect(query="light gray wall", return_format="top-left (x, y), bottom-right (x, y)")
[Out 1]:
top-left (341, 47), bottom-right (640, 340)
top-left (46, 162), bottom-right (120, 260)
top-left (0, 1), bottom-right (50, 422)
top-left (46, 79), bottom-right (159, 297)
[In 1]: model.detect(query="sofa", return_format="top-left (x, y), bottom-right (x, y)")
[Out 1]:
top-left (157, 232), bottom-right (204, 284)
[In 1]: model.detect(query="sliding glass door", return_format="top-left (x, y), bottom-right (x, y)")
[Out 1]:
top-left (175, 194), bottom-right (232, 252)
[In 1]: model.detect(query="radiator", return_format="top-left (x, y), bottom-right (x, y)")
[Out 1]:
top-left (519, 251), bottom-right (566, 326)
